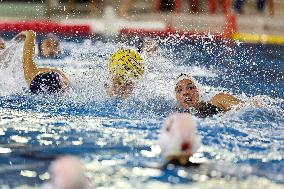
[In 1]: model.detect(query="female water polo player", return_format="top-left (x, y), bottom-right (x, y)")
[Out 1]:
top-left (38, 33), bottom-right (61, 58)
top-left (175, 74), bottom-right (242, 118)
top-left (38, 33), bottom-right (70, 59)
top-left (17, 30), bottom-right (68, 94)
top-left (105, 48), bottom-right (144, 99)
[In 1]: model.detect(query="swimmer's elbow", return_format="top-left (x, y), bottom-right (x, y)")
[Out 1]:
top-left (214, 93), bottom-right (242, 103)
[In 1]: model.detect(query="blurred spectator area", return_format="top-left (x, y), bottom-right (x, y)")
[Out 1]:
top-left (0, 0), bottom-right (284, 18)
top-left (123, 0), bottom-right (278, 15)
top-left (45, 0), bottom-right (284, 16)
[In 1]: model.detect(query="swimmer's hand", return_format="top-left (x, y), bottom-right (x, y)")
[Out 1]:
top-left (14, 30), bottom-right (35, 43)
top-left (0, 37), bottom-right (5, 49)
top-left (104, 81), bottom-right (134, 99)
top-left (14, 32), bottom-right (26, 43)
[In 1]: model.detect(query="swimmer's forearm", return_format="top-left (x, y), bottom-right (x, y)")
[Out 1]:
top-left (22, 30), bottom-right (39, 85)
top-left (23, 31), bottom-right (36, 64)
top-left (210, 93), bottom-right (243, 111)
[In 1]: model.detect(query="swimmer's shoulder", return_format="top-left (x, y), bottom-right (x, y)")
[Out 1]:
top-left (38, 67), bottom-right (67, 78)
top-left (195, 101), bottom-right (223, 118)
top-left (209, 93), bottom-right (243, 111)
top-left (104, 85), bottom-right (130, 99)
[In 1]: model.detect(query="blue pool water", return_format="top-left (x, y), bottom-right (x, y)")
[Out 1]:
top-left (0, 34), bottom-right (283, 188)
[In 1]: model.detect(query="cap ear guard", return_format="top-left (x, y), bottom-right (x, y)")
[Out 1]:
top-left (175, 73), bottom-right (194, 85)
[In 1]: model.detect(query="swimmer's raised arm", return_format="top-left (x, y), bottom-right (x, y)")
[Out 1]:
top-left (209, 93), bottom-right (243, 111)
top-left (17, 30), bottom-right (39, 85)
top-left (18, 30), bottom-right (69, 92)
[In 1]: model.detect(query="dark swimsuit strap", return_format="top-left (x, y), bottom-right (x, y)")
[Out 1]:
top-left (195, 101), bottom-right (223, 118)
top-left (161, 157), bottom-right (201, 169)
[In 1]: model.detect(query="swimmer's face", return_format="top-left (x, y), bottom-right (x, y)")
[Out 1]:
top-left (113, 77), bottom-right (134, 96)
top-left (175, 79), bottom-right (199, 109)
top-left (0, 38), bottom-right (5, 50)
top-left (41, 38), bottom-right (60, 57)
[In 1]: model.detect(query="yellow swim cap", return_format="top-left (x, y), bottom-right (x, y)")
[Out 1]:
top-left (109, 48), bottom-right (144, 82)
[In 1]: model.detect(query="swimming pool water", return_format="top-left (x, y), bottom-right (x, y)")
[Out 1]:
top-left (0, 35), bottom-right (283, 188)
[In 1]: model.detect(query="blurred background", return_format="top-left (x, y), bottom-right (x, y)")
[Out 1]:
top-left (0, 0), bottom-right (283, 18)
top-left (0, 1), bottom-right (284, 43)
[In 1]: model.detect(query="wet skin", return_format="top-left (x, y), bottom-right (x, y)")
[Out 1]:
top-left (40, 38), bottom-right (60, 57)
top-left (0, 38), bottom-right (5, 50)
top-left (175, 79), bottom-right (199, 109)
top-left (105, 77), bottom-right (134, 99)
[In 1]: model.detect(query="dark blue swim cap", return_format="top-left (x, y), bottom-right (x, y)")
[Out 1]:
top-left (30, 72), bottom-right (62, 94)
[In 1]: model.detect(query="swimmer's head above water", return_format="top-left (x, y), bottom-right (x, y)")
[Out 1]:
top-left (38, 33), bottom-right (60, 58)
top-left (106, 48), bottom-right (144, 98)
top-left (175, 73), bottom-right (243, 117)
top-left (175, 74), bottom-right (201, 110)
top-left (109, 48), bottom-right (144, 82)
top-left (14, 30), bottom-right (69, 95)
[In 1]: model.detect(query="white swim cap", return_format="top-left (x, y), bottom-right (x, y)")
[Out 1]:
top-left (175, 73), bottom-right (195, 85)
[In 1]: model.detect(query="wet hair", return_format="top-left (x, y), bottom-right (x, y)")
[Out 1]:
top-left (30, 72), bottom-right (62, 94)
top-left (38, 33), bottom-right (59, 57)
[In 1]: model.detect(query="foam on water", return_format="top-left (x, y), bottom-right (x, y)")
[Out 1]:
top-left (0, 41), bottom-right (26, 96)
top-left (0, 37), bottom-right (283, 188)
